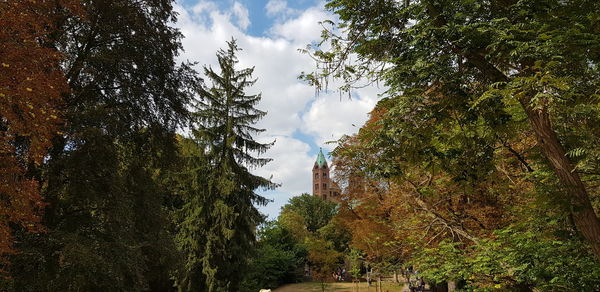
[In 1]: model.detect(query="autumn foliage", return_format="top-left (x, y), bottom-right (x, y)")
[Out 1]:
top-left (331, 102), bottom-right (542, 284)
top-left (0, 0), bottom-right (71, 261)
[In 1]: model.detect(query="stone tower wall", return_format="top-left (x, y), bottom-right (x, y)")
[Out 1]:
top-left (312, 164), bottom-right (331, 200)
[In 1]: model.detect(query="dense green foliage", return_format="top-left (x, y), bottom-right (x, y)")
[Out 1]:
top-left (414, 220), bottom-right (600, 291)
top-left (240, 221), bottom-right (307, 291)
top-left (3, 1), bottom-right (194, 291)
top-left (1, 2), bottom-right (274, 292)
top-left (282, 193), bottom-right (338, 232)
top-left (240, 193), bottom-right (349, 291)
top-left (304, 0), bottom-right (600, 291)
top-left (175, 39), bottom-right (276, 292)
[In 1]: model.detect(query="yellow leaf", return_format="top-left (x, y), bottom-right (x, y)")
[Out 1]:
top-left (26, 88), bottom-right (33, 92)
top-left (1, 63), bottom-right (9, 67)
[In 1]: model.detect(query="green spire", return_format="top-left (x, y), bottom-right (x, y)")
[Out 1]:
top-left (315, 148), bottom-right (327, 168)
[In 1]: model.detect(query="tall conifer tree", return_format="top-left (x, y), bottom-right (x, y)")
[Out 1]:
top-left (177, 39), bottom-right (276, 292)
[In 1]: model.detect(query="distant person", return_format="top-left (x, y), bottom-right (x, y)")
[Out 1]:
top-left (409, 276), bottom-right (419, 292)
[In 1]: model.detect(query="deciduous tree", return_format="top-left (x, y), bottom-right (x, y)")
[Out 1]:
top-left (308, 0), bottom-right (600, 260)
top-left (0, 0), bottom-right (76, 263)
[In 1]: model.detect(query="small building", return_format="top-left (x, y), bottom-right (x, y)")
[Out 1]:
top-left (312, 148), bottom-right (341, 201)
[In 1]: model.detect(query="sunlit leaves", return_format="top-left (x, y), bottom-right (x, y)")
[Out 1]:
top-left (319, 0), bottom-right (600, 289)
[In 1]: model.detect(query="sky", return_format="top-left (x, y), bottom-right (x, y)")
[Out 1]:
top-left (173, 0), bottom-right (383, 219)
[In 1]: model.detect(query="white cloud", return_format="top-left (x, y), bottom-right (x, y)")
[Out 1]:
top-left (174, 0), bottom-right (382, 218)
top-left (270, 7), bottom-right (330, 44)
top-left (265, 0), bottom-right (298, 19)
top-left (232, 2), bottom-right (250, 30)
top-left (301, 90), bottom-right (378, 152)
top-left (192, 1), bottom-right (217, 14)
top-left (266, 0), bottom-right (286, 16)
top-left (254, 135), bottom-right (313, 194)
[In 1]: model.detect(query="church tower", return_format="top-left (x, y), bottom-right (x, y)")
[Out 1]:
top-left (312, 148), bottom-right (340, 201)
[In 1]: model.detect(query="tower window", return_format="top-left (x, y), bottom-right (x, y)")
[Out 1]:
top-left (315, 184), bottom-right (319, 190)
top-left (314, 173), bottom-right (318, 178)
top-left (323, 183), bottom-right (327, 190)
top-left (323, 173), bottom-right (327, 178)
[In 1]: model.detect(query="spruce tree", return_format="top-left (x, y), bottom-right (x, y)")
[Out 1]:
top-left (177, 39), bottom-right (276, 292)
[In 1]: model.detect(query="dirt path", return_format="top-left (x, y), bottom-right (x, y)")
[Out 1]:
top-left (273, 282), bottom-right (409, 292)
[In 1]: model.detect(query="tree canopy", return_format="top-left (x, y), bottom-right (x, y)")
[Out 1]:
top-left (302, 0), bottom-right (600, 290)
top-left (3, 1), bottom-right (198, 291)
top-left (0, 0), bottom-right (75, 262)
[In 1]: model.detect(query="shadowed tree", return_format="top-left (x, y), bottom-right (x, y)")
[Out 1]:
top-left (5, 0), bottom-right (197, 290)
top-left (0, 0), bottom-right (77, 265)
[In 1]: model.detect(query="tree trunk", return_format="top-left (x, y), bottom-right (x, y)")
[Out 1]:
top-left (448, 281), bottom-right (456, 292)
top-left (424, 1), bottom-right (600, 260)
top-left (431, 282), bottom-right (449, 292)
top-left (520, 101), bottom-right (600, 258)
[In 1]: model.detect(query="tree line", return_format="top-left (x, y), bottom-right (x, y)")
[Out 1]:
top-left (241, 194), bottom-right (347, 291)
top-left (1, 1), bottom-right (274, 291)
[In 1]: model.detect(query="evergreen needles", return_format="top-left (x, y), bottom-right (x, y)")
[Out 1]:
top-left (176, 39), bottom-right (277, 292)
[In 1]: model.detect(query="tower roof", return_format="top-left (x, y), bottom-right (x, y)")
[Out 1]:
top-left (315, 148), bottom-right (327, 168)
